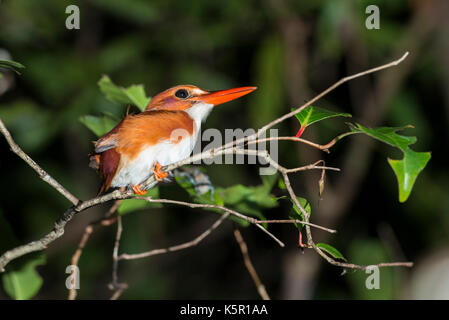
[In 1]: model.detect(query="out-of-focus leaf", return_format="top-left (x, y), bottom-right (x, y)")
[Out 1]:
top-left (2, 253), bottom-right (45, 300)
top-left (118, 187), bottom-right (162, 215)
top-left (79, 114), bottom-right (119, 137)
top-left (278, 177), bottom-right (286, 190)
top-left (348, 123), bottom-right (431, 202)
top-left (346, 239), bottom-right (394, 299)
top-left (317, 1), bottom-right (348, 59)
top-left (386, 92), bottom-right (430, 146)
top-left (316, 243), bottom-right (347, 261)
top-left (248, 36), bottom-right (284, 128)
top-left (176, 171), bottom-right (278, 227)
top-left (98, 75), bottom-right (151, 111)
top-left (293, 105), bottom-right (351, 137)
top-left (0, 59), bottom-right (25, 74)
top-left (0, 100), bottom-right (57, 152)
top-left (92, 0), bottom-right (158, 24)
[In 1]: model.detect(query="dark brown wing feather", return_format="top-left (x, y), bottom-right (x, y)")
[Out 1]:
top-left (97, 148), bottom-right (121, 195)
top-left (90, 120), bottom-right (124, 195)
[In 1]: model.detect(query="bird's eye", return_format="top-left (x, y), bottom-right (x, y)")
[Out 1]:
top-left (175, 89), bottom-right (189, 99)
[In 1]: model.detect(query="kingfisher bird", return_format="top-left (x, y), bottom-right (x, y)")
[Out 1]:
top-left (90, 85), bottom-right (257, 195)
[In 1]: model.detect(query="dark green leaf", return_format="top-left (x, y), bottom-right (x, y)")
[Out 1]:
top-left (348, 123), bottom-right (416, 149)
top-left (316, 243), bottom-right (347, 261)
top-left (2, 253), bottom-right (46, 300)
top-left (98, 75), bottom-right (151, 111)
top-left (294, 106), bottom-right (351, 128)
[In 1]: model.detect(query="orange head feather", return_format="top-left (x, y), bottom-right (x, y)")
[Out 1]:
top-left (145, 85), bottom-right (257, 111)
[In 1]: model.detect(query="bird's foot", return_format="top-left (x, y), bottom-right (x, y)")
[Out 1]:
top-left (152, 162), bottom-right (168, 181)
top-left (131, 184), bottom-right (147, 196)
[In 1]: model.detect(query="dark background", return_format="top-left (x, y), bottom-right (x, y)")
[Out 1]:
top-left (0, 0), bottom-right (448, 299)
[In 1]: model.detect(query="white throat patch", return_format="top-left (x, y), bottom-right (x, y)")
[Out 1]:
top-left (186, 102), bottom-right (214, 127)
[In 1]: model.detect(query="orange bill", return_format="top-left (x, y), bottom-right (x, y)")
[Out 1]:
top-left (198, 86), bottom-right (257, 106)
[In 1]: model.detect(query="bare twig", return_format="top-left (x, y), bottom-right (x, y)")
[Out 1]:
top-left (234, 229), bottom-right (270, 300)
top-left (246, 136), bottom-right (332, 153)
top-left (119, 213), bottom-right (230, 260)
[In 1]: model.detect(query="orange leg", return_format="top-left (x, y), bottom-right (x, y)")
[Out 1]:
top-left (131, 184), bottom-right (146, 196)
top-left (152, 162), bottom-right (168, 181)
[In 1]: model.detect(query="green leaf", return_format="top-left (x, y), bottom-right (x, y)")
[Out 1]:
top-left (98, 75), bottom-right (151, 111)
top-left (294, 105), bottom-right (351, 129)
top-left (79, 114), bottom-right (119, 137)
top-left (289, 197), bottom-right (311, 230)
top-left (2, 253), bottom-right (46, 300)
top-left (388, 150), bottom-right (431, 202)
top-left (118, 187), bottom-right (161, 215)
top-left (316, 243), bottom-right (347, 261)
top-left (278, 177), bottom-right (286, 190)
top-left (348, 123), bottom-right (431, 202)
top-left (348, 123), bottom-right (416, 149)
top-left (0, 59), bottom-right (25, 75)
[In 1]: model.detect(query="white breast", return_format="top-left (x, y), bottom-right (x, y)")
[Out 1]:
top-left (110, 104), bottom-right (213, 188)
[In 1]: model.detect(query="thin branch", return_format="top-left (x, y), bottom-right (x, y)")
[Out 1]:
top-left (312, 245), bottom-right (413, 270)
top-left (0, 118), bottom-right (79, 205)
top-left (234, 229), bottom-right (270, 300)
top-left (119, 213), bottom-right (230, 260)
top-left (246, 136), bottom-right (332, 153)
top-left (143, 197), bottom-right (337, 235)
top-left (285, 165), bottom-right (340, 174)
top-left (141, 197), bottom-right (285, 247)
top-left (108, 215), bottom-right (128, 299)
top-left (254, 220), bottom-right (335, 233)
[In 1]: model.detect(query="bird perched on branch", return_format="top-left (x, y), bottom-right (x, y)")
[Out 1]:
top-left (89, 85), bottom-right (256, 195)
